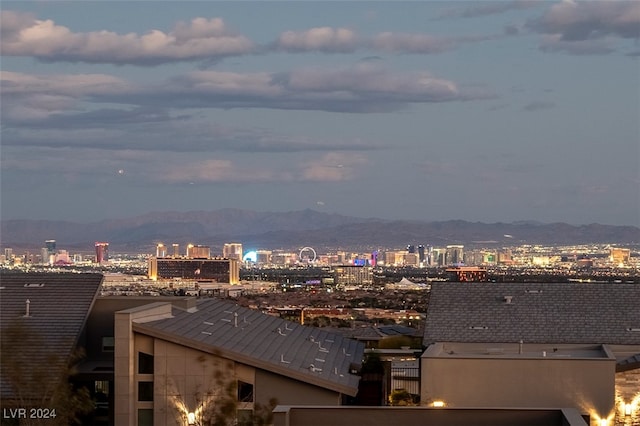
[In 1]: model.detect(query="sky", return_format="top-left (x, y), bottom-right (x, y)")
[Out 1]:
top-left (1, 1), bottom-right (639, 226)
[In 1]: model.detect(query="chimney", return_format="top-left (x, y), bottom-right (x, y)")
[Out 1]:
top-left (504, 295), bottom-right (513, 304)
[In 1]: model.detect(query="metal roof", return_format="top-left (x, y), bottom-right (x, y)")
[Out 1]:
top-left (0, 272), bottom-right (103, 398)
top-left (424, 282), bottom-right (640, 345)
top-left (133, 298), bottom-right (364, 396)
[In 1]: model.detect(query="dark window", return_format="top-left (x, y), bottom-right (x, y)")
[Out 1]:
top-left (237, 381), bottom-right (254, 402)
top-left (102, 337), bottom-right (114, 352)
top-left (138, 382), bottom-right (153, 402)
top-left (138, 409), bottom-right (153, 426)
top-left (138, 352), bottom-right (154, 374)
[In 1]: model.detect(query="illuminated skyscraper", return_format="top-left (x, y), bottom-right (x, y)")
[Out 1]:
top-left (156, 243), bottom-right (167, 258)
top-left (172, 243), bottom-right (180, 257)
top-left (223, 243), bottom-right (243, 261)
top-left (418, 245), bottom-right (426, 263)
top-left (186, 244), bottom-right (210, 259)
top-left (446, 245), bottom-right (464, 266)
top-left (95, 242), bottom-right (109, 264)
top-left (45, 240), bottom-right (56, 256)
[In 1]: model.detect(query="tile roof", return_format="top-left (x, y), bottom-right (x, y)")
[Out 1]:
top-left (133, 298), bottom-right (364, 396)
top-left (424, 282), bottom-right (640, 345)
top-left (0, 272), bottom-right (103, 398)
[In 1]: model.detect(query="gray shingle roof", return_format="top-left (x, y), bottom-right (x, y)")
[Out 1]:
top-left (133, 299), bottom-right (364, 396)
top-left (0, 272), bottom-right (103, 398)
top-left (424, 282), bottom-right (640, 345)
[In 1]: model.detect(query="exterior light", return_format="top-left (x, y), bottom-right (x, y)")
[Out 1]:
top-left (432, 400), bottom-right (445, 407)
top-left (187, 412), bottom-right (196, 425)
top-left (599, 420), bottom-right (608, 426)
top-left (626, 404), bottom-right (633, 416)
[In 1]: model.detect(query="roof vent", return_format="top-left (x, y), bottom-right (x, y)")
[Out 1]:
top-left (24, 299), bottom-right (31, 317)
top-left (504, 295), bottom-right (514, 304)
top-left (24, 283), bottom-right (45, 288)
top-left (469, 326), bottom-right (489, 330)
top-left (627, 328), bottom-right (640, 332)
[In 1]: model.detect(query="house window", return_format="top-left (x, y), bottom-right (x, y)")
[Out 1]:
top-left (237, 381), bottom-right (254, 403)
top-left (138, 381), bottom-right (153, 402)
top-left (102, 337), bottom-right (114, 352)
top-left (138, 352), bottom-right (154, 374)
top-left (138, 409), bottom-right (153, 426)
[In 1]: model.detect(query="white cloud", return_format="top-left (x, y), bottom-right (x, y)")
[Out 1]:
top-left (528, 1), bottom-right (640, 55)
top-left (276, 27), bottom-right (358, 53)
top-left (0, 11), bottom-right (254, 65)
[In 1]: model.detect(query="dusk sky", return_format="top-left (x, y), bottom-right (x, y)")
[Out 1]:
top-left (1, 1), bottom-right (639, 226)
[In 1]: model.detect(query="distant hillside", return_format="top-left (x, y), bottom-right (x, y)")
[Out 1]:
top-left (1, 209), bottom-right (638, 253)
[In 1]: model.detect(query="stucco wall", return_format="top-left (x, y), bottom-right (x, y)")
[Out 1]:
top-left (421, 355), bottom-right (615, 424)
top-left (254, 369), bottom-right (341, 407)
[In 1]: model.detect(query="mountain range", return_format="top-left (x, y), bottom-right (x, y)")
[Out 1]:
top-left (2, 209), bottom-right (639, 253)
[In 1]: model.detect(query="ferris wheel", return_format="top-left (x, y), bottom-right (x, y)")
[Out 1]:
top-left (298, 246), bottom-right (317, 263)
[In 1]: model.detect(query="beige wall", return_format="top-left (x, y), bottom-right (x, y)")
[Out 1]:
top-left (151, 338), bottom-right (252, 426)
top-left (272, 406), bottom-right (589, 426)
top-left (421, 354), bottom-right (615, 425)
top-left (255, 369), bottom-right (341, 407)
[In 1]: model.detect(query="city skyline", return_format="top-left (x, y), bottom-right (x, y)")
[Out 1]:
top-left (1, 1), bottom-right (639, 226)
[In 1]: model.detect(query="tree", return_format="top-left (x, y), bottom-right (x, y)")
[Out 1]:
top-left (0, 319), bottom-right (94, 426)
top-left (169, 353), bottom-right (277, 426)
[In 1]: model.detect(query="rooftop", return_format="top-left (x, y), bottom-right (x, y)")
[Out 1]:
top-left (0, 272), bottom-right (103, 398)
top-left (424, 282), bottom-right (640, 345)
top-left (423, 342), bottom-right (615, 360)
top-left (131, 298), bottom-right (365, 396)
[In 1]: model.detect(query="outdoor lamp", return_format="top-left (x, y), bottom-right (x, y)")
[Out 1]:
top-left (187, 412), bottom-right (196, 425)
top-left (626, 404), bottom-right (633, 416)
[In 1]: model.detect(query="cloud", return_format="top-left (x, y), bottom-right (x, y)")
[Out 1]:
top-left (6, 64), bottom-right (488, 115)
top-left (0, 11), bottom-right (254, 65)
top-left (276, 27), bottom-right (358, 53)
top-left (531, 1), bottom-right (640, 41)
top-left (539, 34), bottom-right (616, 55)
top-left (438, 1), bottom-right (543, 19)
top-left (300, 153), bottom-right (369, 182)
top-left (371, 32), bottom-right (456, 54)
top-left (522, 101), bottom-right (556, 112)
top-left (2, 146), bottom-right (369, 185)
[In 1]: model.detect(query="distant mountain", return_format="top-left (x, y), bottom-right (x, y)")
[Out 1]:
top-left (1, 209), bottom-right (638, 253)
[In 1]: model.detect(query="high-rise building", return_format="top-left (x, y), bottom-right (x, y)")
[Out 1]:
top-left (418, 245), bottom-right (426, 263)
top-left (172, 243), bottom-right (180, 257)
top-left (45, 240), bottom-right (56, 256)
top-left (223, 243), bottom-right (243, 261)
top-left (148, 257), bottom-right (239, 284)
top-left (4, 248), bottom-right (13, 261)
top-left (156, 243), bottom-right (167, 258)
top-left (446, 245), bottom-right (464, 266)
top-left (95, 242), bottom-right (109, 264)
top-left (610, 248), bottom-right (631, 265)
top-left (186, 244), bottom-right (210, 259)
top-left (256, 250), bottom-right (272, 264)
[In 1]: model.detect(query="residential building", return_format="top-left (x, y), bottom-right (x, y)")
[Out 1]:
top-left (114, 299), bottom-right (364, 425)
top-left (421, 282), bottom-right (640, 426)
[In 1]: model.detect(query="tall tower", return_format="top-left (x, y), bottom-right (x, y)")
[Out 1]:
top-left (223, 243), bottom-right (243, 261)
top-left (156, 243), bottom-right (167, 258)
top-left (95, 242), bottom-right (109, 264)
top-left (45, 240), bottom-right (56, 256)
top-left (172, 243), bottom-right (180, 257)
